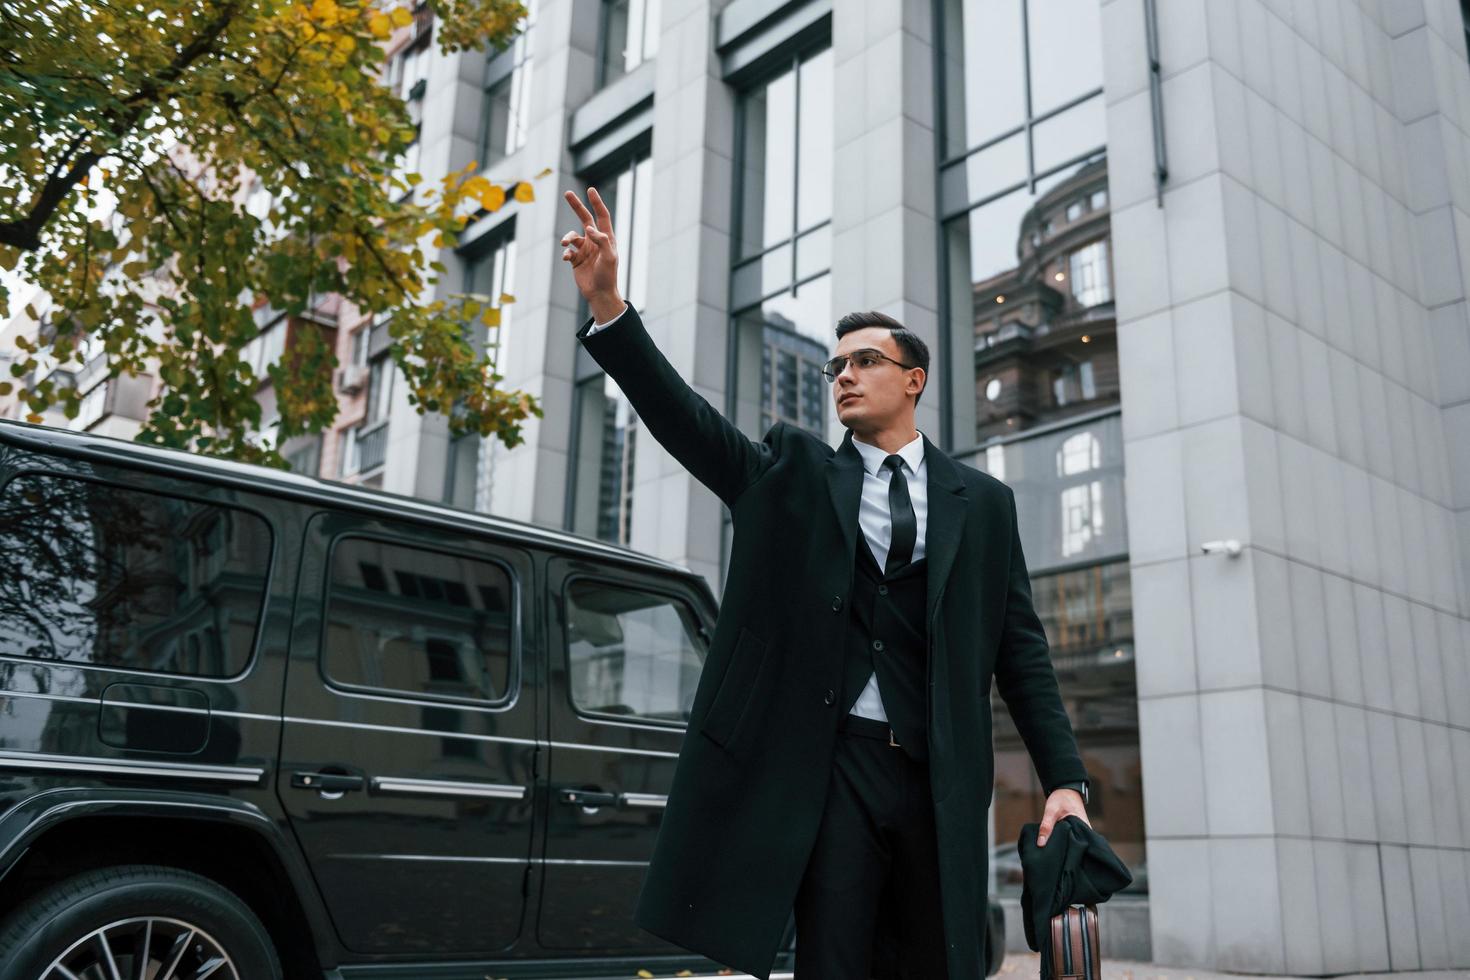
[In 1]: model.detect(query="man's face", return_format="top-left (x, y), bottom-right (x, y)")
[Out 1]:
top-left (829, 327), bottom-right (924, 430)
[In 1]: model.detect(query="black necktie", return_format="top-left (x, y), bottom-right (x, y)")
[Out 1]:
top-left (883, 454), bottom-right (916, 574)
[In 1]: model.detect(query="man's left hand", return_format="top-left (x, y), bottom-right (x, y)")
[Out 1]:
top-left (1036, 788), bottom-right (1089, 846)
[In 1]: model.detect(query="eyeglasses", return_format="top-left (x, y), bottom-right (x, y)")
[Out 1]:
top-left (820, 348), bottom-right (917, 383)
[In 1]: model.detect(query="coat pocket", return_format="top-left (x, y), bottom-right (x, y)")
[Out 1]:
top-left (699, 625), bottom-right (772, 754)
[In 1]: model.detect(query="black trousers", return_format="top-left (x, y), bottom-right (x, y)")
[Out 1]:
top-left (792, 715), bottom-right (949, 979)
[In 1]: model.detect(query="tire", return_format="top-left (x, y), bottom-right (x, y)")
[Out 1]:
top-left (0, 864), bottom-right (282, 980)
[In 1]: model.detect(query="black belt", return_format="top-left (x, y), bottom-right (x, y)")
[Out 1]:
top-left (838, 712), bottom-right (902, 747)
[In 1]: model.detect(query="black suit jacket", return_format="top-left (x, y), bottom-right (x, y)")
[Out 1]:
top-left (576, 300), bottom-right (1090, 980)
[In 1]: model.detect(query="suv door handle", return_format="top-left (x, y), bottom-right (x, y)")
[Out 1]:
top-left (292, 771), bottom-right (365, 794)
top-left (558, 787), bottom-right (619, 808)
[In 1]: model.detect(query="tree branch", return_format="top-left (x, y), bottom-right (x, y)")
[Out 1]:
top-left (0, 1), bottom-right (239, 251)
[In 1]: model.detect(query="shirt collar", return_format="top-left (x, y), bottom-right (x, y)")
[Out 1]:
top-left (851, 429), bottom-right (926, 477)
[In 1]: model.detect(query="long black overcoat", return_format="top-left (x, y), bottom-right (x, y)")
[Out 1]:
top-left (575, 301), bottom-right (1089, 980)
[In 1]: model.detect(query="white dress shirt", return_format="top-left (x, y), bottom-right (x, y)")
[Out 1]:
top-left (847, 430), bottom-right (927, 722)
top-left (582, 302), bottom-right (928, 723)
top-left (586, 301), bottom-right (630, 333)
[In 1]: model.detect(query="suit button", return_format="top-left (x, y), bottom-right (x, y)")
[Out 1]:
top-left (872, 639), bottom-right (884, 652)
top-left (877, 584), bottom-right (888, 596)
top-left (831, 595), bottom-right (843, 612)
top-left (823, 689), bottom-right (835, 705)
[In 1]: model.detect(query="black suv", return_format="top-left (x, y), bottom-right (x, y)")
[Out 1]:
top-left (0, 419), bottom-right (1005, 979)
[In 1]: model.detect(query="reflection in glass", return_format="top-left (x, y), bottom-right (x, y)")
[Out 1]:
top-left (991, 559), bottom-right (1144, 896)
top-left (795, 47), bottom-right (834, 232)
top-left (940, 0), bottom-right (1024, 156)
top-left (939, 133), bottom-right (1028, 209)
top-left (947, 157), bottom-right (1115, 443)
top-left (571, 372), bottom-right (638, 544)
top-left (599, 0), bottom-right (660, 88)
top-left (963, 413), bottom-right (1126, 573)
top-left (0, 474), bottom-right (271, 677)
top-left (1025, 0), bottom-right (1104, 116)
top-left (732, 44), bottom-right (833, 446)
top-left (732, 275), bottom-right (832, 440)
top-left (478, 0), bottom-right (536, 166)
top-left (569, 154), bottom-right (653, 546)
top-left (739, 71), bottom-right (795, 258)
top-left (1068, 239), bottom-right (1112, 307)
top-left (939, 0), bottom-right (1106, 232)
top-left (1032, 95), bottom-right (1107, 174)
top-left (565, 581), bottom-right (705, 723)
top-left (324, 538), bottom-right (513, 703)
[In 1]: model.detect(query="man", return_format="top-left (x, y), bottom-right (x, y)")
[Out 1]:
top-left (559, 187), bottom-right (1091, 979)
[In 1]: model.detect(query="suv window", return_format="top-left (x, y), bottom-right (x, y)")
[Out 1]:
top-left (0, 472), bottom-right (271, 677)
top-left (564, 579), bottom-right (705, 724)
top-left (323, 536), bottom-right (515, 704)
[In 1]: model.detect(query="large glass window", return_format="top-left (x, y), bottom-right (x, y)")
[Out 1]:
top-left (0, 474), bottom-right (272, 677)
top-left (323, 537), bottom-right (515, 704)
top-left (940, 0), bottom-right (1114, 447)
top-left (730, 44), bottom-right (833, 445)
top-left (962, 413), bottom-right (1141, 895)
top-left (568, 152), bottom-right (653, 545)
top-left (599, 0), bottom-right (660, 88)
top-left (563, 580), bottom-right (705, 724)
top-left (479, 0), bottom-right (536, 167)
top-left (446, 229), bottom-right (517, 511)
top-left (940, 0), bottom-right (1142, 897)
top-left (940, 0), bottom-right (1103, 163)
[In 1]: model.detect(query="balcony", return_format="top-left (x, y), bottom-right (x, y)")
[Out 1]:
top-left (357, 420), bottom-right (388, 472)
top-left (343, 419), bottom-right (389, 477)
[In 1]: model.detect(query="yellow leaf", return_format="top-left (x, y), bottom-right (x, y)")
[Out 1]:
top-left (335, 33), bottom-right (357, 54)
top-left (310, 0), bottom-right (337, 20)
top-left (459, 175), bottom-right (491, 201)
top-left (25, 413), bottom-right (43, 424)
top-left (481, 307), bottom-right (501, 326)
top-left (512, 181), bottom-right (534, 203)
top-left (389, 5), bottom-right (413, 26)
top-left (636, 972), bottom-right (654, 979)
top-left (498, 292), bottom-right (515, 304)
top-left (477, 183), bottom-right (506, 211)
top-left (432, 232), bottom-right (445, 248)
top-left (368, 11), bottom-right (391, 36)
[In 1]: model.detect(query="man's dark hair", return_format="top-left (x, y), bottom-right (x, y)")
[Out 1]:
top-left (834, 310), bottom-right (931, 407)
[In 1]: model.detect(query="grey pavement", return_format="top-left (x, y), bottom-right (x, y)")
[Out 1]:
top-left (997, 952), bottom-right (1470, 980)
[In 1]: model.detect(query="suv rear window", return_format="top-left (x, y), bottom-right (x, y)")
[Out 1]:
top-left (323, 537), bottom-right (515, 705)
top-left (0, 472), bottom-right (272, 677)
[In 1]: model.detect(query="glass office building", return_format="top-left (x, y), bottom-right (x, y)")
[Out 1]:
top-left (303, 0), bottom-right (1470, 971)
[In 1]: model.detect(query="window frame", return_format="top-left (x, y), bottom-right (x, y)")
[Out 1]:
top-left (558, 571), bottom-right (710, 732)
top-left (562, 154), bottom-right (650, 543)
top-left (318, 531), bottom-right (524, 710)
top-left (0, 468), bottom-right (276, 682)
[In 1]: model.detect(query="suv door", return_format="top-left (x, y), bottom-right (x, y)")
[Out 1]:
top-left (537, 556), bottom-right (711, 952)
top-left (278, 512), bottom-right (536, 957)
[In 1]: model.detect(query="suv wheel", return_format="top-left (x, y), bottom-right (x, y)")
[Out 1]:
top-left (0, 864), bottom-right (282, 980)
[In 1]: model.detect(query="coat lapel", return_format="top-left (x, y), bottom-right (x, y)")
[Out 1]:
top-left (826, 428), bottom-right (969, 628)
top-left (922, 433), bottom-right (968, 629)
top-left (824, 429), bottom-right (865, 570)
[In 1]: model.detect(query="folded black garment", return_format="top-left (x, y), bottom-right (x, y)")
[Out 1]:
top-left (1017, 814), bottom-right (1133, 978)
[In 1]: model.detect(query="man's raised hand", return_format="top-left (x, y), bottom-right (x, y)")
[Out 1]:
top-left (561, 187), bottom-right (626, 323)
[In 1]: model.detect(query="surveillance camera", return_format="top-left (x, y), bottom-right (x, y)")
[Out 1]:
top-left (1200, 539), bottom-right (1242, 557)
